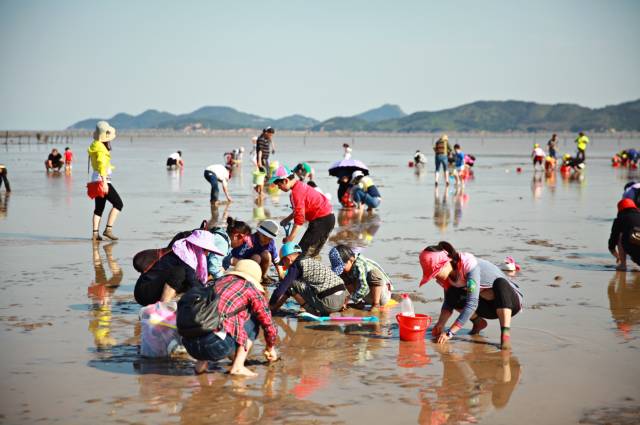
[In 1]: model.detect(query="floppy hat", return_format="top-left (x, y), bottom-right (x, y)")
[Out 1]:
top-left (225, 259), bottom-right (264, 292)
top-left (418, 249), bottom-right (451, 286)
top-left (441, 134), bottom-right (449, 142)
top-left (268, 165), bottom-right (293, 185)
top-left (279, 242), bottom-right (302, 264)
top-left (257, 219), bottom-right (279, 239)
top-left (186, 230), bottom-right (224, 256)
top-left (94, 121), bottom-right (116, 143)
top-left (351, 170), bottom-right (365, 182)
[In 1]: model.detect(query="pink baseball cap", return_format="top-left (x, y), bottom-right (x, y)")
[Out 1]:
top-left (419, 250), bottom-right (450, 286)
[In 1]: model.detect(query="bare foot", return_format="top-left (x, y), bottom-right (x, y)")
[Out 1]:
top-left (194, 360), bottom-right (208, 374)
top-left (470, 318), bottom-right (488, 335)
top-left (229, 366), bottom-right (258, 377)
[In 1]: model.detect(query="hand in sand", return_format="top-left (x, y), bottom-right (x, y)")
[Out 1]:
top-left (436, 332), bottom-right (451, 344)
top-left (264, 347), bottom-right (278, 363)
top-left (431, 324), bottom-right (443, 337)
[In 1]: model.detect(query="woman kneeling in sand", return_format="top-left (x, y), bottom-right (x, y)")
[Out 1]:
top-left (182, 260), bottom-right (279, 376)
top-left (418, 241), bottom-right (524, 350)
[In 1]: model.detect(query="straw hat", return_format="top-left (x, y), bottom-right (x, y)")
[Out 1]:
top-left (225, 259), bottom-right (264, 292)
top-left (94, 121), bottom-right (116, 142)
top-left (441, 134), bottom-right (449, 142)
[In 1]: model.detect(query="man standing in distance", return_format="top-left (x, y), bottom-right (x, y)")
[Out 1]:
top-left (256, 127), bottom-right (276, 178)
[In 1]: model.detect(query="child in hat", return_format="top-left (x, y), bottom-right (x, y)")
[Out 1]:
top-left (271, 165), bottom-right (335, 257)
top-left (269, 242), bottom-right (348, 315)
top-left (230, 219), bottom-right (285, 284)
top-left (418, 241), bottom-right (524, 350)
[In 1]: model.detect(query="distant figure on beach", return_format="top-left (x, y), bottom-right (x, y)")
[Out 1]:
top-left (64, 147), bottom-right (73, 171)
top-left (166, 151), bottom-right (184, 168)
top-left (329, 245), bottom-right (393, 310)
top-left (270, 242), bottom-right (348, 315)
top-left (531, 144), bottom-right (545, 171)
top-left (547, 134), bottom-right (558, 159)
top-left (433, 134), bottom-right (451, 186)
top-left (418, 241), bottom-right (524, 350)
top-left (45, 148), bottom-right (64, 172)
top-left (271, 165), bottom-right (335, 257)
top-left (414, 150), bottom-right (427, 166)
top-left (453, 144), bottom-right (466, 187)
top-left (350, 170), bottom-right (381, 212)
top-left (293, 162), bottom-right (315, 182)
top-left (0, 164), bottom-right (11, 192)
top-left (181, 260), bottom-right (279, 377)
top-left (343, 143), bottom-right (352, 160)
top-left (256, 127), bottom-right (276, 177)
top-left (608, 198), bottom-right (640, 271)
top-left (203, 164), bottom-right (233, 205)
top-left (575, 131), bottom-right (589, 161)
top-left (234, 146), bottom-right (244, 164)
top-left (88, 121), bottom-right (122, 241)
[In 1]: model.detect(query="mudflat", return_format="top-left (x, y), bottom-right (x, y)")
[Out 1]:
top-left (1, 135), bottom-right (639, 424)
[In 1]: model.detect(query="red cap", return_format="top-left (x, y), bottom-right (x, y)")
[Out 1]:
top-left (419, 250), bottom-right (450, 286)
top-left (617, 198), bottom-right (637, 212)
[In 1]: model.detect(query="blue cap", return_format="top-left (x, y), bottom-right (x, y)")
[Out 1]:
top-left (279, 242), bottom-right (302, 263)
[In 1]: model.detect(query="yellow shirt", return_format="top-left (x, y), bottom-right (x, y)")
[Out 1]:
top-left (575, 135), bottom-right (589, 151)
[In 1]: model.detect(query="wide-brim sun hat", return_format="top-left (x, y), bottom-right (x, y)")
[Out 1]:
top-left (441, 134), bottom-right (449, 142)
top-left (257, 219), bottom-right (280, 239)
top-left (225, 259), bottom-right (264, 292)
top-left (186, 230), bottom-right (225, 256)
top-left (268, 165), bottom-right (293, 185)
top-left (94, 120), bottom-right (116, 143)
top-left (418, 249), bottom-right (451, 286)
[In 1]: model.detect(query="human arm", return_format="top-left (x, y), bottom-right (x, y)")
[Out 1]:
top-left (269, 262), bottom-right (301, 311)
top-left (249, 289), bottom-right (278, 349)
top-left (283, 223), bottom-right (302, 244)
top-left (432, 306), bottom-right (453, 337)
top-left (271, 140), bottom-right (276, 154)
top-left (608, 217), bottom-right (622, 258)
top-left (448, 266), bottom-right (482, 332)
top-left (280, 212), bottom-right (294, 226)
top-left (221, 180), bottom-right (232, 202)
top-left (207, 252), bottom-right (226, 280)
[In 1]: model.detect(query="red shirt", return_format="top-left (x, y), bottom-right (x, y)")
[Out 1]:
top-left (214, 275), bottom-right (278, 348)
top-left (64, 151), bottom-right (73, 162)
top-left (290, 181), bottom-right (333, 225)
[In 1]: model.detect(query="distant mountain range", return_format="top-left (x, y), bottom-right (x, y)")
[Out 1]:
top-left (69, 100), bottom-right (640, 132)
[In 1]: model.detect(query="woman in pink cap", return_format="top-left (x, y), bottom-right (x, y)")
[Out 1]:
top-left (419, 241), bottom-right (523, 350)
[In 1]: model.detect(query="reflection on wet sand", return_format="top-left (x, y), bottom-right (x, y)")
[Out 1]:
top-left (608, 272), bottom-right (640, 340)
top-left (0, 191), bottom-right (9, 219)
top-left (433, 189), bottom-right (450, 232)
top-left (531, 172), bottom-right (543, 199)
top-left (87, 242), bottom-right (123, 350)
top-left (329, 208), bottom-right (381, 248)
top-left (417, 344), bottom-right (521, 425)
top-left (209, 202), bottom-right (230, 228)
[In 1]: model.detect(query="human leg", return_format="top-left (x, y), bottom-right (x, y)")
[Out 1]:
top-left (103, 184), bottom-right (123, 240)
top-left (229, 317), bottom-right (259, 376)
top-left (298, 213), bottom-right (336, 257)
top-left (616, 235), bottom-right (627, 271)
top-left (93, 195), bottom-right (108, 240)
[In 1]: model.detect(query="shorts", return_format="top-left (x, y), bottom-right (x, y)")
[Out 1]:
top-left (435, 154), bottom-right (448, 172)
top-left (533, 156), bottom-right (543, 165)
top-left (444, 278), bottom-right (521, 320)
top-left (167, 158), bottom-right (178, 167)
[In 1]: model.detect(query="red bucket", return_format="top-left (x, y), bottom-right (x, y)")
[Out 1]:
top-left (396, 313), bottom-right (432, 341)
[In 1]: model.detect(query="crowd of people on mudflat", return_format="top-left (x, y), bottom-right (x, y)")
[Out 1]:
top-left (77, 120), bottom-right (526, 376)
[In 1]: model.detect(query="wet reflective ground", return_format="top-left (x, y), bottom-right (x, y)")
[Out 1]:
top-left (1, 135), bottom-right (639, 424)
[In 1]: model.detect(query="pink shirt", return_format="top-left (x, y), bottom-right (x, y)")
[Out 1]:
top-left (290, 181), bottom-right (333, 225)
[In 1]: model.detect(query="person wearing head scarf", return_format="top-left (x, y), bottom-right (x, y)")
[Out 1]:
top-left (134, 230), bottom-right (223, 306)
top-left (418, 241), bottom-right (523, 350)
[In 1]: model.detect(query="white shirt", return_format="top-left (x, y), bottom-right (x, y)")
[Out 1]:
top-left (344, 147), bottom-right (352, 160)
top-left (169, 152), bottom-right (180, 160)
top-left (205, 164), bottom-right (229, 182)
top-left (533, 147), bottom-right (545, 157)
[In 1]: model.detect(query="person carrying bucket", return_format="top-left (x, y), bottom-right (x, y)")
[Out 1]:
top-left (418, 241), bottom-right (524, 350)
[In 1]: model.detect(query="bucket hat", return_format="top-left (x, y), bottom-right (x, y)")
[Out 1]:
top-left (257, 219), bottom-right (280, 239)
top-left (225, 259), bottom-right (264, 292)
top-left (94, 121), bottom-right (116, 143)
top-left (441, 134), bottom-right (449, 142)
top-left (351, 170), bottom-right (365, 183)
top-left (329, 245), bottom-right (355, 275)
top-left (279, 242), bottom-right (302, 264)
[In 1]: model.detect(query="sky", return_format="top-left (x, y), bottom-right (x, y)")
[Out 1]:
top-left (0, 0), bottom-right (639, 129)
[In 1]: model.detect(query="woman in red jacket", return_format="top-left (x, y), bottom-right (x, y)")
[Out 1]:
top-left (270, 165), bottom-right (335, 257)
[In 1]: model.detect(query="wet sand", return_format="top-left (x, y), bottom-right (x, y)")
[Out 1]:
top-left (1, 135), bottom-right (639, 424)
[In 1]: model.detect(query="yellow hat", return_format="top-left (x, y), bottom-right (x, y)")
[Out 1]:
top-left (441, 134), bottom-right (449, 142)
top-left (224, 259), bottom-right (264, 292)
top-left (534, 143), bottom-right (540, 148)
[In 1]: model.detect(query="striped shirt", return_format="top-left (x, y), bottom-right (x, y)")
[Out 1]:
top-left (214, 275), bottom-right (277, 348)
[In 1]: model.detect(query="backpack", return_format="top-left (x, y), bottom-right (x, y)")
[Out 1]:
top-left (176, 276), bottom-right (246, 338)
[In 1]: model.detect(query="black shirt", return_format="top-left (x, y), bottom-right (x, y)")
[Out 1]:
top-left (48, 153), bottom-right (62, 164)
top-left (256, 135), bottom-right (271, 162)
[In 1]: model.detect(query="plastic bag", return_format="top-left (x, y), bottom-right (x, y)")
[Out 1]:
top-left (139, 301), bottom-right (184, 358)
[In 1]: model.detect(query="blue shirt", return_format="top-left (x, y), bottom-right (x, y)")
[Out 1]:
top-left (231, 233), bottom-right (280, 264)
top-left (206, 230), bottom-right (232, 279)
top-left (455, 151), bottom-right (465, 167)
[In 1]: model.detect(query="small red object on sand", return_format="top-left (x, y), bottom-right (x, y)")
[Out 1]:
top-left (516, 167), bottom-right (522, 173)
